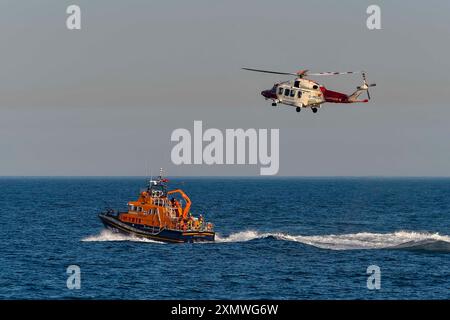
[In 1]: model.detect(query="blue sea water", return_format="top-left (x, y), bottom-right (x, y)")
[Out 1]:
top-left (0, 177), bottom-right (449, 300)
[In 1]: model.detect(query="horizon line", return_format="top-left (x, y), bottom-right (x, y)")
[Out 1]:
top-left (1, 175), bottom-right (450, 179)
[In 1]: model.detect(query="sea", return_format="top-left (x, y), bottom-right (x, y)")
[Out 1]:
top-left (0, 177), bottom-right (449, 299)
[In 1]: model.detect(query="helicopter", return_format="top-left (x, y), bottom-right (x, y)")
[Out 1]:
top-left (242, 67), bottom-right (376, 113)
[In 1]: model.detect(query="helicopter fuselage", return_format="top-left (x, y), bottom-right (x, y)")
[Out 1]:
top-left (261, 77), bottom-right (357, 110)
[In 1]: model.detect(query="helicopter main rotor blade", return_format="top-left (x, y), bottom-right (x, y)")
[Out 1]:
top-left (307, 71), bottom-right (363, 76)
top-left (242, 68), bottom-right (298, 76)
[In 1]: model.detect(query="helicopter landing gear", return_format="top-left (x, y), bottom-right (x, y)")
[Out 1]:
top-left (312, 107), bottom-right (318, 113)
top-left (296, 107), bottom-right (301, 112)
top-left (272, 102), bottom-right (277, 107)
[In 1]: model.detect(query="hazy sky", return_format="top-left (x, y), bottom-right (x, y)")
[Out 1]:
top-left (1, 0), bottom-right (450, 176)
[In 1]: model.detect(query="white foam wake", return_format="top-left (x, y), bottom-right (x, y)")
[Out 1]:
top-left (82, 229), bottom-right (450, 251)
top-left (215, 230), bottom-right (266, 243)
top-left (82, 230), bottom-right (165, 244)
top-left (216, 230), bottom-right (450, 251)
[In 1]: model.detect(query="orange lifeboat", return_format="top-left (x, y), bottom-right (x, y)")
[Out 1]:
top-left (98, 170), bottom-right (215, 243)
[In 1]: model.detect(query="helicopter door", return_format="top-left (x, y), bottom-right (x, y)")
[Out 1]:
top-left (277, 87), bottom-right (284, 100)
top-left (282, 88), bottom-right (292, 104)
top-left (283, 88), bottom-right (296, 105)
top-left (296, 89), bottom-right (309, 107)
top-left (296, 90), bottom-right (303, 104)
top-left (279, 87), bottom-right (289, 103)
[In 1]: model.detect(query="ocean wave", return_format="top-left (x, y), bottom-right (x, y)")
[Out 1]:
top-left (216, 230), bottom-right (450, 252)
top-left (81, 230), bottom-right (165, 244)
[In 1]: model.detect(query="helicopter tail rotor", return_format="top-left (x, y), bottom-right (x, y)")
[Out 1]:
top-left (360, 72), bottom-right (376, 100)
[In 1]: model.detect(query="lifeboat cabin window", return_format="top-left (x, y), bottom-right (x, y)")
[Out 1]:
top-left (290, 90), bottom-right (295, 97)
top-left (294, 80), bottom-right (300, 88)
top-left (284, 88), bottom-right (290, 96)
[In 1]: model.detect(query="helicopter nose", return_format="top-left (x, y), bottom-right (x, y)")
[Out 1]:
top-left (261, 90), bottom-right (270, 98)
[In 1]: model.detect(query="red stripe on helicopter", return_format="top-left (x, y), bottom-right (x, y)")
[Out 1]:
top-left (320, 86), bottom-right (349, 103)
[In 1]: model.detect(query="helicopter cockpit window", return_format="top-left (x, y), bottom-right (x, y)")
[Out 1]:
top-left (284, 89), bottom-right (290, 96)
top-left (313, 85), bottom-right (319, 89)
top-left (298, 91), bottom-right (302, 98)
top-left (278, 87), bottom-right (283, 95)
top-left (290, 90), bottom-right (295, 97)
top-left (294, 80), bottom-right (300, 88)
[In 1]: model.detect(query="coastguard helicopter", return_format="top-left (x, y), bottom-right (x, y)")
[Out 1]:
top-left (242, 67), bottom-right (376, 113)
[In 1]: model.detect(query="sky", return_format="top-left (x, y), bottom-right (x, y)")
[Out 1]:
top-left (1, 0), bottom-right (450, 176)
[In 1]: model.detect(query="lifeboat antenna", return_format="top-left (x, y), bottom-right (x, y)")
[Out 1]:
top-left (148, 165), bottom-right (157, 187)
top-left (148, 165), bottom-right (153, 185)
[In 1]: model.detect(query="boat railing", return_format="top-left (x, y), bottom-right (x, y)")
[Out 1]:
top-left (152, 198), bottom-right (165, 207)
top-left (171, 220), bottom-right (214, 232)
top-left (103, 208), bottom-right (119, 217)
top-left (143, 224), bottom-right (162, 235)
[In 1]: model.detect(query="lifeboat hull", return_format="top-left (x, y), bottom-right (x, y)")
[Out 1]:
top-left (99, 213), bottom-right (215, 243)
